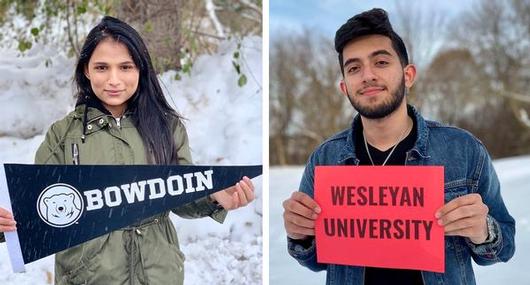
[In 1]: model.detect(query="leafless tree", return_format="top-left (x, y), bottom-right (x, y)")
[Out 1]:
top-left (270, 30), bottom-right (351, 165)
top-left (391, 2), bottom-right (448, 109)
top-left (408, 0), bottom-right (530, 157)
top-left (270, 34), bottom-right (297, 165)
top-left (452, 0), bottom-right (530, 130)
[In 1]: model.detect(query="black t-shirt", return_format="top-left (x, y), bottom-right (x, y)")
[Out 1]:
top-left (354, 117), bottom-right (417, 167)
top-left (353, 115), bottom-right (424, 285)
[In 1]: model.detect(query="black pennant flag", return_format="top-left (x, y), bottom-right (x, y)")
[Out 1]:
top-left (0, 163), bottom-right (262, 272)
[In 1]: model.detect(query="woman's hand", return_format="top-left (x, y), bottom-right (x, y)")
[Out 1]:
top-left (210, 176), bottom-right (255, 210)
top-left (0, 207), bottom-right (17, 232)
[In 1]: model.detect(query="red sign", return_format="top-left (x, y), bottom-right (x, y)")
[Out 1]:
top-left (314, 166), bottom-right (445, 272)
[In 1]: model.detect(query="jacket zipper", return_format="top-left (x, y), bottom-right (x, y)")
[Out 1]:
top-left (115, 117), bottom-right (121, 129)
top-left (72, 143), bottom-right (80, 165)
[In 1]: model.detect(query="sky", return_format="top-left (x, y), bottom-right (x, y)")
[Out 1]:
top-left (270, 0), bottom-right (475, 40)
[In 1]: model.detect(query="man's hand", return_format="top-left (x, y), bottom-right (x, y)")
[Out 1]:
top-left (210, 176), bottom-right (255, 210)
top-left (0, 207), bottom-right (16, 232)
top-left (283, 191), bottom-right (321, 240)
top-left (435, 193), bottom-right (489, 244)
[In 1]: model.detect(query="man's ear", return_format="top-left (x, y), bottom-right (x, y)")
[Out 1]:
top-left (339, 79), bottom-right (349, 97)
top-left (403, 64), bottom-right (417, 89)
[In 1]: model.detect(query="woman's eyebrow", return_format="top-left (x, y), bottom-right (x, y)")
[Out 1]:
top-left (91, 61), bottom-right (135, 65)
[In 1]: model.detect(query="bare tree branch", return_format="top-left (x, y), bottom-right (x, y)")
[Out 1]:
top-left (204, 0), bottom-right (226, 38)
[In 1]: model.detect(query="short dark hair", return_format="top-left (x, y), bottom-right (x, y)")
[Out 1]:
top-left (334, 8), bottom-right (409, 74)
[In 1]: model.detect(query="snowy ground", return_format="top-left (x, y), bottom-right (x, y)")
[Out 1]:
top-left (270, 156), bottom-right (530, 285)
top-left (0, 37), bottom-right (262, 284)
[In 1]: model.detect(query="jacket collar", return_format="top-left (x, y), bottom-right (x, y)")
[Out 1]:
top-left (338, 104), bottom-right (430, 164)
top-left (72, 104), bottom-right (135, 136)
top-left (73, 104), bottom-right (134, 122)
top-left (408, 105), bottom-right (430, 159)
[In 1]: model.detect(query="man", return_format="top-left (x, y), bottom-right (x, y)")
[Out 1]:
top-left (283, 8), bottom-right (515, 285)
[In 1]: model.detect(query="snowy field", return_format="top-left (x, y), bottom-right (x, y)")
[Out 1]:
top-left (0, 37), bottom-right (262, 284)
top-left (270, 157), bottom-right (530, 285)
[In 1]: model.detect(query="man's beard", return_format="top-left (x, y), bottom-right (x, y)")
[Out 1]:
top-left (346, 77), bottom-right (406, 119)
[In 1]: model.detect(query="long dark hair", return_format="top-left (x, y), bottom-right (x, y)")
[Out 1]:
top-left (74, 16), bottom-right (180, 164)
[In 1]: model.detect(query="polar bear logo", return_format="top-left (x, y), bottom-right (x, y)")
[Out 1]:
top-left (43, 193), bottom-right (81, 225)
top-left (37, 184), bottom-right (84, 228)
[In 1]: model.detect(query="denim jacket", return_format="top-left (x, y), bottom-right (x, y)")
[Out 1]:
top-left (288, 105), bottom-right (516, 285)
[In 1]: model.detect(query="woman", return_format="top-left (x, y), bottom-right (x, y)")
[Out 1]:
top-left (0, 16), bottom-right (255, 284)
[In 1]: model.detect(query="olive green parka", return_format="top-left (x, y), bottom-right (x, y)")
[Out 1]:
top-left (30, 105), bottom-right (226, 285)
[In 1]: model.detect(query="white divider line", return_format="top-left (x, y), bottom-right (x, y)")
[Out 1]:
top-left (0, 164), bottom-right (26, 273)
